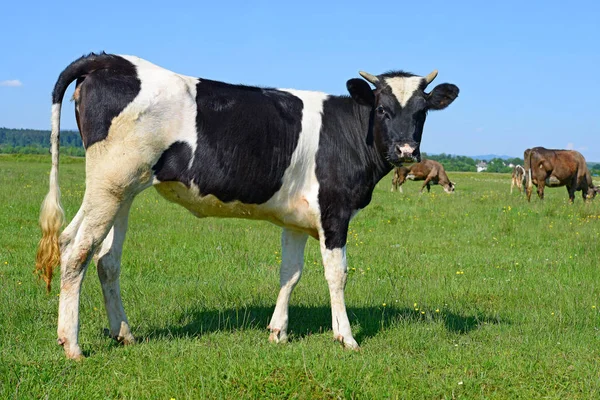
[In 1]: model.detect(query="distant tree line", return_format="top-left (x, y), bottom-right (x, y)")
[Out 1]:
top-left (422, 153), bottom-right (524, 173)
top-left (0, 127), bottom-right (85, 157)
top-left (1, 127), bottom-right (598, 175)
top-left (423, 153), bottom-right (478, 172)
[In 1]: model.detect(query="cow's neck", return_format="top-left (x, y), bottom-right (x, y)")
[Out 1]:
top-left (313, 95), bottom-right (393, 211)
top-left (438, 174), bottom-right (450, 186)
top-left (332, 96), bottom-right (392, 185)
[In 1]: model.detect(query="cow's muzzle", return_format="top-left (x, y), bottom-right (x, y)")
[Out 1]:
top-left (391, 143), bottom-right (420, 165)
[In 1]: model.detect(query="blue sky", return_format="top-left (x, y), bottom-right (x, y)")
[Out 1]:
top-left (1, 1), bottom-right (599, 160)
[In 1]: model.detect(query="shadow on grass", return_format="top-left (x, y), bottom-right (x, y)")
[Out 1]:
top-left (138, 305), bottom-right (504, 344)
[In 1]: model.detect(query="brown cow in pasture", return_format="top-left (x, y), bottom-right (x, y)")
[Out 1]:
top-left (392, 159), bottom-right (455, 193)
top-left (524, 147), bottom-right (598, 202)
top-left (510, 165), bottom-right (526, 194)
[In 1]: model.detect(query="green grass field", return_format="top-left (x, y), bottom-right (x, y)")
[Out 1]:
top-left (1, 154), bottom-right (599, 399)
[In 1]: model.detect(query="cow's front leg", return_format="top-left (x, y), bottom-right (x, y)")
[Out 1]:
top-left (566, 185), bottom-right (576, 203)
top-left (268, 229), bottom-right (308, 343)
top-left (420, 177), bottom-right (433, 193)
top-left (319, 220), bottom-right (358, 350)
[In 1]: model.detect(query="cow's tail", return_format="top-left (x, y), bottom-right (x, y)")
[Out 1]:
top-left (35, 102), bottom-right (65, 292)
top-left (35, 53), bottom-right (115, 292)
top-left (525, 151), bottom-right (533, 202)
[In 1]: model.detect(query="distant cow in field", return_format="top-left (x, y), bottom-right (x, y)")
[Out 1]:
top-left (510, 165), bottom-right (525, 194)
top-left (391, 159), bottom-right (455, 193)
top-left (524, 147), bottom-right (598, 202)
top-left (36, 53), bottom-right (459, 359)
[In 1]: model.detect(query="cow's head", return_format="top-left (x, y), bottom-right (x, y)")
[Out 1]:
top-left (444, 181), bottom-right (456, 194)
top-left (587, 186), bottom-right (599, 199)
top-left (347, 70), bottom-right (459, 166)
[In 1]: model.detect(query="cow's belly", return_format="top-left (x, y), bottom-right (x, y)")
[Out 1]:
top-left (545, 175), bottom-right (564, 187)
top-left (154, 181), bottom-right (320, 238)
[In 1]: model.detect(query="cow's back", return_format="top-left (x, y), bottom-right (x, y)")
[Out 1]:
top-left (408, 160), bottom-right (432, 178)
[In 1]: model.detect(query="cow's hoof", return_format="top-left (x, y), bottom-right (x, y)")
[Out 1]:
top-left (104, 328), bottom-right (136, 345)
top-left (335, 334), bottom-right (360, 350)
top-left (66, 349), bottom-right (85, 361)
top-left (58, 338), bottom-right (84, 360)
top-left (268, 327), bottom-right (288, 344)
top-left (116, 333), bottom-right (136, 345)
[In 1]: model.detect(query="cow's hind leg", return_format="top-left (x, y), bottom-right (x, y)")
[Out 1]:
top-left (60, 207), bottom-right (84, 254)
top-left (56, 207), bottom-right (85, 278)
top-left (537, 182), bottom-right (545, 200)
top-left (57, 189), bottom-right (126, 359)
top-left (576, 172), bottom-right (590, 201)
top-left (268, 229), bottom-right (308, 343)
top-left (94, 200), bottom-right (135, 345)
top-left (396, 179), bottom-right (405, 193)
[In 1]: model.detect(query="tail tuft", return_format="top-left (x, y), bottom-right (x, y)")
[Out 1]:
top-left (35, 195), bottom-right (64, 292)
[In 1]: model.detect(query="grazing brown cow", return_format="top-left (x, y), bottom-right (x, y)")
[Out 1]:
top-left (510, 165), bottom-right (526, 194)
top-left (524, 147), bottom-right (598, 202)
top-left (391, 159), bottom-right (455, 193)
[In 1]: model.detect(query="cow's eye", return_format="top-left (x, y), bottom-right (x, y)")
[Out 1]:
top-left (376, 106), bottom-right (385, 114)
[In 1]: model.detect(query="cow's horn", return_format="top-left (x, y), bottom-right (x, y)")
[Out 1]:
top-left (359, 71), bottom-right (380, 85)
top-left (424, 70), bottom-right (438, 85)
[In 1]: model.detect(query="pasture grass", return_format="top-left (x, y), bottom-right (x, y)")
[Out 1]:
top-left (1, 154), bottom-right (599, 399)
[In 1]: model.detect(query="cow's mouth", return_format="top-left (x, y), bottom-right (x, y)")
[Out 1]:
top-left (389, 154), bottom-right (420, 167)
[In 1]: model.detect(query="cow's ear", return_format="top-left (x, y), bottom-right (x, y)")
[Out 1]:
top-left (347, 79), bottom-right (375, 107)
top-left (427, 83), bottom-right (459, 110)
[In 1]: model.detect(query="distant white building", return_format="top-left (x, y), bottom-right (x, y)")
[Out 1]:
top-left (476, 161), bottom-right (488, 172)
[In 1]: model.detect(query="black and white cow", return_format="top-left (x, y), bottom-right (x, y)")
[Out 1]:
top-left (36, 53), bottom-right (459, 359)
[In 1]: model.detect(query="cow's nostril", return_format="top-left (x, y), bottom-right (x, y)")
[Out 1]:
top-left (395, 144), bottom-right (403, 155)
